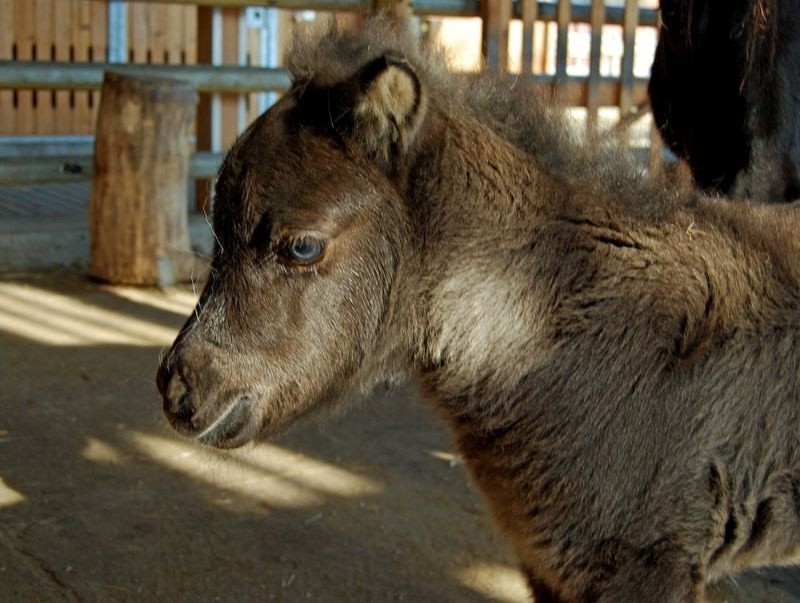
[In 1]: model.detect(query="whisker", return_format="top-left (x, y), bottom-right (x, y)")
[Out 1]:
top-left (164, 241), bottom-right (214, 265)
top-left (203, 205), bottom-right (224, 255)
top-left (190, 268), bottom-right (202, 324)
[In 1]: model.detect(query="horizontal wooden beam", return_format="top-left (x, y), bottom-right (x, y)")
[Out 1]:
top-left (1, 63), bottom-right (648, 104)
top-left (152, 0), bottom-right (372, 10)
top-left (532, 74), bottom-right (649, 107)
top-left (0, 62), bottom-right (293, 93)
top-left (0, 151), bottom-right (224, 185)
top-left (0, 72), bottom-right (647, 186)
top-left (87, 0), bottom-right (658, 25)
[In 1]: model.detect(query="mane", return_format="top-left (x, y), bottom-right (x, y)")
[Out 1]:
top-left (674, 0), bottom-right (779, 90)
top-left (743, 0), bottom-right (779, 89)
top-left (287, 16), bottom-right (682, 220)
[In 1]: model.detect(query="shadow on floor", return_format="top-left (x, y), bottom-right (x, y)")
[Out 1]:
top-left (0, 270), bottom-right (524, 602)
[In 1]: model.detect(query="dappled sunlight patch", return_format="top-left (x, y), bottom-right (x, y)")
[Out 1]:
top-left (127, 431), bottom-right (381, 510)
top-left (0, 476), bottom-right (25, 508)
top-left (455, 562), bottom-right (529, 603)
top-left (427, 449), bottom-right (461, 467)
top-left (103, 286), bottom-right (198, 316)
top-left (82, 437), bottom-right (127, 465)
top-left (231, 442), bottom-right (383, 499)
top-left (0, 282), bottom-right (185, 346)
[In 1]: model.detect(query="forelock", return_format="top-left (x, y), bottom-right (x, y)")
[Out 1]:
top-left (286, 15), bottom-right (448, 89)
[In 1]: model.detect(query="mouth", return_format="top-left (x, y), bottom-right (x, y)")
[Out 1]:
top-left (196, 395), bottom-right (256, 449)
top-left (163, 393), bottom-right (256, 449)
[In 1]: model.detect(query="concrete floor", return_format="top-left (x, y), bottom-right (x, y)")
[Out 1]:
top-left (0, 182), bottom-right (212, 271)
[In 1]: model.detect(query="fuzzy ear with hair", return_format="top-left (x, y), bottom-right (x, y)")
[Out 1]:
top-left (349, 54), bottom-right (426, 162)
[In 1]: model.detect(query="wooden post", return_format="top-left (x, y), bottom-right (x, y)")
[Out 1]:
top-left (555, 0), bottom-right (571, 96)
top-left (586, 0), bottom-right (605, 137)
top-left (220, 7), bottom-right (241, 148)
top-left (89, 72), bottom-right (198, 285)
top-left (195, 6), bottom-right (244, 213)
top-left (14, 0), bottom-right (34, 134)
top-left (0, 0), bottom-right (13, 135)
top-left (520, 0), bottom-right (538, 75)
top-left (374, 0), bottom-right (413, 19)
top-left (619, 0), bottom-right (638, 117)
top-left (481, 0), bottom-right (512, 72)
top-left (195, 6), bottom-right (213, 212)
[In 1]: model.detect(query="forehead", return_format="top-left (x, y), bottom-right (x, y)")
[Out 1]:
top-left (212, 94), bottom-right (369, 240)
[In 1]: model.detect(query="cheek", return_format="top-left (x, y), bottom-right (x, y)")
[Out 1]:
top-left (333, 253), bottom-right (395, 341)
top-left (225, 233), bottom-right (396, 368)
top-left (292, 260), bottom-right (392, 357)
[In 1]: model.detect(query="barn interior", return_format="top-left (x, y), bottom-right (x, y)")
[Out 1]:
top-left (2, 1), bottom-right (800, 601)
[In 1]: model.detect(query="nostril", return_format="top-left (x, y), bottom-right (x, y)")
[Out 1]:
top-left (164, 373), bottom-right (194, 423)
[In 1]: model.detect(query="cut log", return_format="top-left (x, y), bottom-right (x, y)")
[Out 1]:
top-left (89, 71), bottom-right (199, 285)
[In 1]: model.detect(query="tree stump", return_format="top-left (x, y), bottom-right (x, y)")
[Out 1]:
top-left (89, 72), bottom-right (199, 285)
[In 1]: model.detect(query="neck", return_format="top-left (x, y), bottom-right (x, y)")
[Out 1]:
top-left (403, 106), bottom-right (566, 398)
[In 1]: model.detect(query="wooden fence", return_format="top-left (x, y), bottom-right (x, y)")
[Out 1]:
top-left (0, 0), bottom-right (660, 185)
top-left (0, 1), bottom-right (199, 136)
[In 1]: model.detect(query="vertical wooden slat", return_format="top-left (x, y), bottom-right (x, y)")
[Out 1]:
top-left (129, 2), bottom-right (148, 63)
top-left (166, 4), bottom-right (183, 64)
top-left (586, 0), bottom-right (605, 135)
top-left (555, 0), bottom-right (571, 93)
top-left (53, 0), bottom-right (74, 134)
top-left (14, 0), bottom-right (35, 134)
top-left (520, 0), bottom-right (538, 75)
top-left (89, 0), bottom-right (107, 131)
top-left (74, 0), bottom-right (93, 134)
top-left (619, 0), bottom-right (638, 117)
top-left (183, 5), bottom-right (198, 65)
top-left (649, 9), bottom-right (662, 176)
top-left (90, 2), bottom-right (108, 64)
top-left (481, 0), bottom-right (511, 72)
top-left (533, 21), bottom-right (548, 74)
top-left (236, 8), bottom-right (247, 134)
top-left (277, 9), bottom-right (293, 68)
top-left (247, 24), bottom-right (260, 124)
top-left (148, 1), bottom-right (167, 63)
top-left (220, 7), bottom-right (240, 148)
top-left (33, 0), bottom-right (53, 134)
top-left (247, 25), bottom-right (258, 67)
top-left (195, 6), bottom-right (213, 212)
top-left (0, 0), bottom-right (15, 135)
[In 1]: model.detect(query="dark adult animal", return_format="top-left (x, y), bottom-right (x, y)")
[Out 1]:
top-left (649, 0), bottom-right (800, 202)
top-left (157, 19), bottom-right (800, 602)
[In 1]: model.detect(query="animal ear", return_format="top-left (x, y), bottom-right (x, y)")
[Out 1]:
top-left (350, 55), bottom-right (426, 162)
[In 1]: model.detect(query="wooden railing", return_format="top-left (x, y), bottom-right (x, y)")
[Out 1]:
top-left (0, 0), bottom-right (659, 185)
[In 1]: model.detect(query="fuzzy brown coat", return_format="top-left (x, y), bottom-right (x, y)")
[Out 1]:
top-left (157, 18), bottom-right (800, 602)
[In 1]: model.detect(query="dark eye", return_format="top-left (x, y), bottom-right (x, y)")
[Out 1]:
top-left (278, 237), bottom-right (325, 265)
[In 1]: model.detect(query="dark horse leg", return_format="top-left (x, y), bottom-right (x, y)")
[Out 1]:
top-left (523, 543), bottom-right (702, 602)
top-left (524, 567), bottom-right (563, 603)
top-left (595, 544), bottom-right (702, 603)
